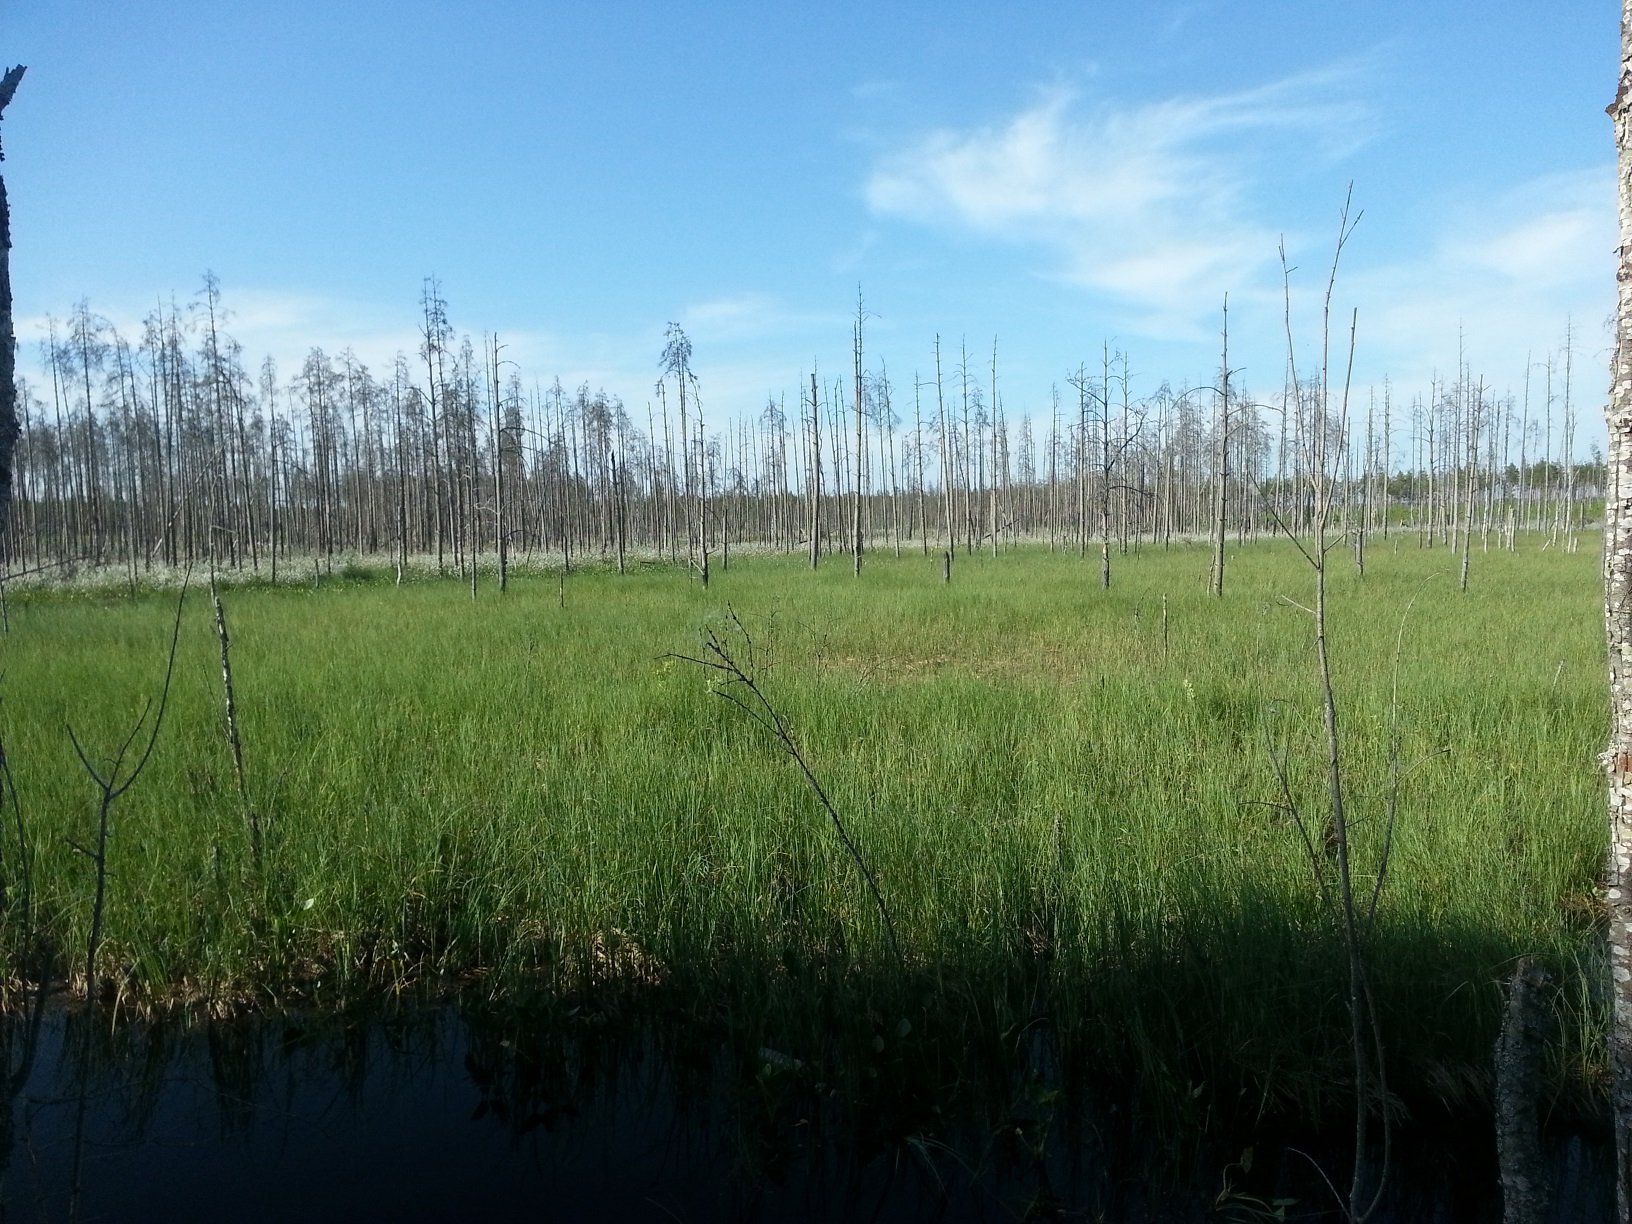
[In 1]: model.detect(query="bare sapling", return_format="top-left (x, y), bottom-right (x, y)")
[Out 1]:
top-left (1265, 190), bottom-right (1394, 1223)
top-left (65, 570), bottom-right (189, 1006)
top-left (670, 608), bottom-right (903, 969)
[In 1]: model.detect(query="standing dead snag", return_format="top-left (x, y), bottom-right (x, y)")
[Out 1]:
top-left (853, 290), bottom-right (866, 578)
top-left (1495, 958), bottom-right (1553, 1224)
top-left (1604, 8), bottom-right (1632, 1214)
top-left (1211, 296), bottom-right (1233, 597)
top-left (808, 369), bottom-right (822, 569)
top-left (0, 66), bottom-right (25, 544)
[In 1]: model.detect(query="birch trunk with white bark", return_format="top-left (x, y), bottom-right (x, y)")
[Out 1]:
top-left (1603, 7), bottom-right (1632, 1214)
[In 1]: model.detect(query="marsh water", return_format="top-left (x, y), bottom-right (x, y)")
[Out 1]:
top-left (0, 999), bottom-right (1612, 1222)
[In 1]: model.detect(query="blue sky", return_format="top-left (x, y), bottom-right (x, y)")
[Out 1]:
top-left (7, 1), bottom-right (1616, 456)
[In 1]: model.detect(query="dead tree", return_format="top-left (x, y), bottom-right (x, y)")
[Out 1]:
top-left (1211, 297), bottom-right (1234, 597)
top-left (0, 66), bottom-right (26, 545)
top-left (808, 369), bottom-right (821, 569)
top-left (852, 290), bottom-right (866, 577)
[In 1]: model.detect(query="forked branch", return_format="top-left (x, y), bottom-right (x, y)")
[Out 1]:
top-left (66, 568), bottom-right (190, 1004)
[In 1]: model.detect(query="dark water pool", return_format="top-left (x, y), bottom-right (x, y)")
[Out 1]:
top-left (0, 1001), bottom-right (1612, 1222)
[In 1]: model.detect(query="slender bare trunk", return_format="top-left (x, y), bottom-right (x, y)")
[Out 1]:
top-left (808, 370), bottom-right (821, 569)
top-left (935, 338), bottom-right (955, 558)
top-left (853, 295), bottom-right (864, 577)
top-left (1211, 297), bottom-right (1229, 596)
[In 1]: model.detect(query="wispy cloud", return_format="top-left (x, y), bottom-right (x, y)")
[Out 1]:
top-left (1350, 166), bottom-right (1614, 393)
top-left (862, 64), bottom-right (1613, 428)
top-left (1435, 170), bottom-right (1608, 292)
top-left (864, 67), bottom-right (1373, 338)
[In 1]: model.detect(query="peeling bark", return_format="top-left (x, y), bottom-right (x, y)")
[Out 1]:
top-left (1604, 8), bottom-right (1632, 1216)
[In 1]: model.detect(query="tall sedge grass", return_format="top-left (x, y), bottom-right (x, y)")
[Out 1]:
top-left (0, 533), bottom-right (1606, 1125)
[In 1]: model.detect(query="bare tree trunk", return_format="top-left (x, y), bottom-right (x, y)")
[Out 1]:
top-left (808, 370), bottom-right (821, 569)
top-left (935, 338), bottom-right (955, 558)
top-left (1211, 297), bottom-right (1229, 597)
top-left (853, 294), bottom-right (864, 577)
top-left (1098, 345), bottom-right (1113, 590)
top-left (959, 339), bottom-right (975, 554)
top-left (611, 450), bottom-right (625, 575)
top-left (0, 68), bottom-right (33, 544)
top-left (913, 378), bottom-right (928, 555)
top-left (696, 415), bottom-right (708, 587)
top-left (491, 335), bottom-right (508, 593)
top-left (1602, 13), bottom-right (1632, 1215)
top-left (1075, 369), bottom-right (1088, 557)
top-left (991, 338), bottom-right (1001, 558)
top-left (1460, 378), bottom-right (1481, 592)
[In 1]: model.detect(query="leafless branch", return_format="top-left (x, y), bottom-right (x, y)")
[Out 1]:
top-left (669, 606), bottom-right (903, 969)
top-left (64, 566), bottom-right (191, 1004)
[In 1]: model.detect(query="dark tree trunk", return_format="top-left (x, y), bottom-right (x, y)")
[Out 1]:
top-left (0, 67), bottom-right (27, 546)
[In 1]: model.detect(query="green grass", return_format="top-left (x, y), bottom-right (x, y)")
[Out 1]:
top-left (0, 532), bottom-right (1607, 1131)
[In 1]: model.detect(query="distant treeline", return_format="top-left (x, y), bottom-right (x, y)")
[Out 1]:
top-left (3, 278), bottom-right (1598, 579)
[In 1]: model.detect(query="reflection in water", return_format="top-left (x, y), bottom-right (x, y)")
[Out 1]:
top-left (0, 1002), bottom-right (1052, 1223)
top-left (0, 999), bottom-right (1613, 1223)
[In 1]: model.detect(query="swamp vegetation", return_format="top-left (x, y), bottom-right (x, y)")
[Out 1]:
top-left (0, 536), bottom-right (1611, 1216)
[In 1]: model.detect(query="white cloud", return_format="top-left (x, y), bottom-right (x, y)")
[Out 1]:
top-left (1436, 171), bottom-right (1608, 291)
top-left (864, 68), bottom-right (1372, 337)
top-left (861, 65), bottom-right (1613, 448)
top-left (676, 293), bottom-right (851, 351)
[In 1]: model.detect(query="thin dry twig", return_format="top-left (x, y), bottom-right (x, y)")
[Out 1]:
top-left (669, 606), bottom-right (904, 969)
